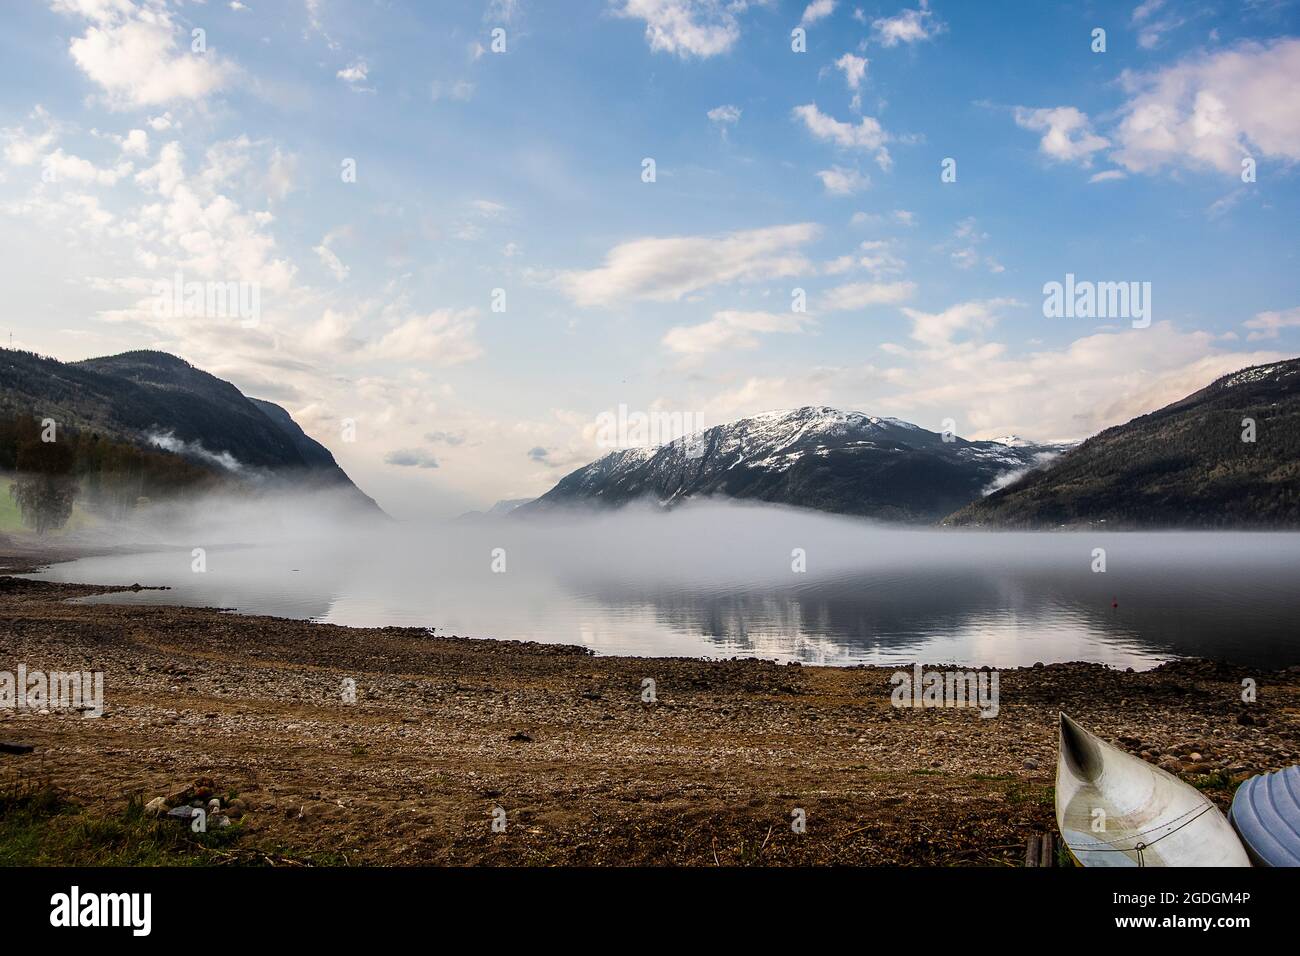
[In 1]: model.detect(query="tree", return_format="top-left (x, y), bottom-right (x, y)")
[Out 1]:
top-left (10, 438), bottom-right (78, 535)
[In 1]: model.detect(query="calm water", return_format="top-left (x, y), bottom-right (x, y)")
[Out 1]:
top-left (26, 505), bottom-right (1300, 669)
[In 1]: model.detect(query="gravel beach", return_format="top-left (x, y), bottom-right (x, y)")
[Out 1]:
top-left (2, 548), bottom-right (1297, 866)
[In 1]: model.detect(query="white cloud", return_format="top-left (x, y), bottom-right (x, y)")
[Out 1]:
top-left (834, 52), bottom-right (868, 91)
top-left (900, 298), bottom-right (1014, 349)
top-left (43, 148), bottom-right (132, 185)
top-left (871, 1), bottom-right (944, 47)
top-left (613, 0), bottom-right (757, 59)
top-left (1, 109), bottom-right (57, 167)
top-left (691, 321), bottom-right (1284, 444)
top-left (944, 217), bottom-right (1003, 274)
top-left (1111, 38), bottom-right (1300, 176)
top-left (792, 103), bottom-right (892, 169)
top-left (816, 165), bottom-right (869, 195)
top-left (663, 309), bottom-right (814, 354)
top-left (1244, 305), bottom-right (1300, 340)
top-left (556, 223), bottom-right (819, 307)
top-left (1088, 169), bottom-right (1127, 183)
top-left (337, 61), bottom-right (374, 92)
top-left (1131, 0), bottom-right (1185, 50)
top-left (366, 309), bottom-right (483, 365)
top-left (55, 0), bottom-right (233, 109)
top-left (314, 230), bottom-right (349, 282)
top-left (856, 239), bottom-right (905, 276)
top-left (121, 128), bottom-right (148, 156)
top-left (819, 280), bottom-right (914, 312)
top-left (800, 0), bottom-right (836, 27)
top-left (707, 104), bottom-right (742, 126)
top-left (1013, 106), bottom-right (1109, 165)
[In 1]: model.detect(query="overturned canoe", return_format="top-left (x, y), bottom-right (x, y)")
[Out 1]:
top-left (1055, 713), bottom-right (1250, 867)
top-left (1229, 765), bottom-right (1300, 867)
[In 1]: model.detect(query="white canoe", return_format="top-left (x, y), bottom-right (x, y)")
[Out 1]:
top-left (1055, 713), bottom-right (1250, 867)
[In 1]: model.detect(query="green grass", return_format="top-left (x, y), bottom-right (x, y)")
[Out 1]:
top-left (1004, 782), bottom-right (1055, 807)
top-left (0, 476), bottom-right (99, 535)
top-left (0, 780), bottom-right (335, 866)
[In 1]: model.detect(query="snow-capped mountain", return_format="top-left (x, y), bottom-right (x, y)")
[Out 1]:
top-left (519, 406), bottom-right (1068, 522)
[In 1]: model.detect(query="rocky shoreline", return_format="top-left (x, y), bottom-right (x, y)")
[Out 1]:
top-left (1, 551), bottom-right (1298, 866)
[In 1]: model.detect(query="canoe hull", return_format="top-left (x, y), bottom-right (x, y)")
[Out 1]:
top-left (1055, 713), bottom-right (1250, 868)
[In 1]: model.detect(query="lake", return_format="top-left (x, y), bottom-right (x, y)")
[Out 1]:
top-left (25, 503), bottom-right (1300, 670)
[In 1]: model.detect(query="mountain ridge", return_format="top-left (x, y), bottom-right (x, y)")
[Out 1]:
top-left (0, 348), bottom-right (381, 515)
top-left (946, 357), bottom-right (1300, 529)
top-left (519, 405), bottom-right (1069, 523)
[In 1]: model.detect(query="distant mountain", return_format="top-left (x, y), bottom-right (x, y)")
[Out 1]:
top-left (456, 497), bottom-right (534, 521)
top-left (946, 358), bottom-right (1300, 529)
top-left (0, 348), bottom-right (381, 514)
top-left (518, 406), bottom-right (1067, 523)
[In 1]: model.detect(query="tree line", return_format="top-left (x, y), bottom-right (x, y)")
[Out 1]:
top-left (1, 415), bottom-right (223, 534)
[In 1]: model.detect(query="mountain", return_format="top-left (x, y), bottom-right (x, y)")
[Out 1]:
top-left (946, 358), bottom-right (1300, 529)
top-left (456, 497), bottom-right (534, 521)
top-left (0, 348), bottom-right (381, 514)
top-left (518, 406), bottom-right (1067, 523)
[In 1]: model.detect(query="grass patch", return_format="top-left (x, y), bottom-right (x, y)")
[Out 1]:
top-left (0, 476), bottom-right (98, 535)
top-left (0, 779), bottom-right (332, 866)
top-left (1004, 782), bottom-right (1054, 807)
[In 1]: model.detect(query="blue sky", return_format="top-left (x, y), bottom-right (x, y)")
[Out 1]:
top-left (1, 0), bottom-right (1298, 517)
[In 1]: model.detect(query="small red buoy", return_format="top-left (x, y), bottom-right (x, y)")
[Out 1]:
top-left (1111, 597), bottom-right (1118, 609)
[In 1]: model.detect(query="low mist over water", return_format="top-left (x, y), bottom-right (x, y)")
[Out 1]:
top-left (29, 498), bottom-right (1300, 669)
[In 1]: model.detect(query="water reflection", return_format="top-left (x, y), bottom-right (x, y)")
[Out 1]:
top-left (28, 504), bottom-right (1300, 670)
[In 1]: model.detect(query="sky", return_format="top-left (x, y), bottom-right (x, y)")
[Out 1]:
top-left (1, 0), bottom-right (1298, 519)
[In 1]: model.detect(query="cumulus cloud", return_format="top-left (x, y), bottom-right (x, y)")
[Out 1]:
top-left (556, 223), bottom-right (819, 307)
top-left (856, 239), bottom-right (906, 276)
top-left (800, 0), bottom-right (835, 27)
top-left (1244, 305), bottom-right (1300, 341)
top-left (43, 148), bottom-right (133, 185)
top-left (366, 309), bottom-right (483, 365)
top-left (1, 108), bottom-right (57, 167)
top-left (792, 103), bottom-right (892, 170)
top-left (899, 298), bottom-right (1015, 349)
top-left (871, 1), bottom-right (944, 47)
top-left (1111, 38), bottom-right (1300, 176)
top-left (834, 52), bottom-right (868, 91)
top-left (337, 61), bottom-right (373, 92)
top-left (663, 309), bottom-right (814, 354)
top-left (816, 165), bottom-right (869, 195)
top-left (612, 0), bottom-right (757, 58)
top-left (707, 104), bottom-right (741, 126)
top-left (694, 309), bottom-right (1284, 444)
top-left (53, 0), bottom-right (233, 109)
top-left (819, 280), bottom-right (914, 312)
top-left (1013, 106), bottom-right (1109, 165)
